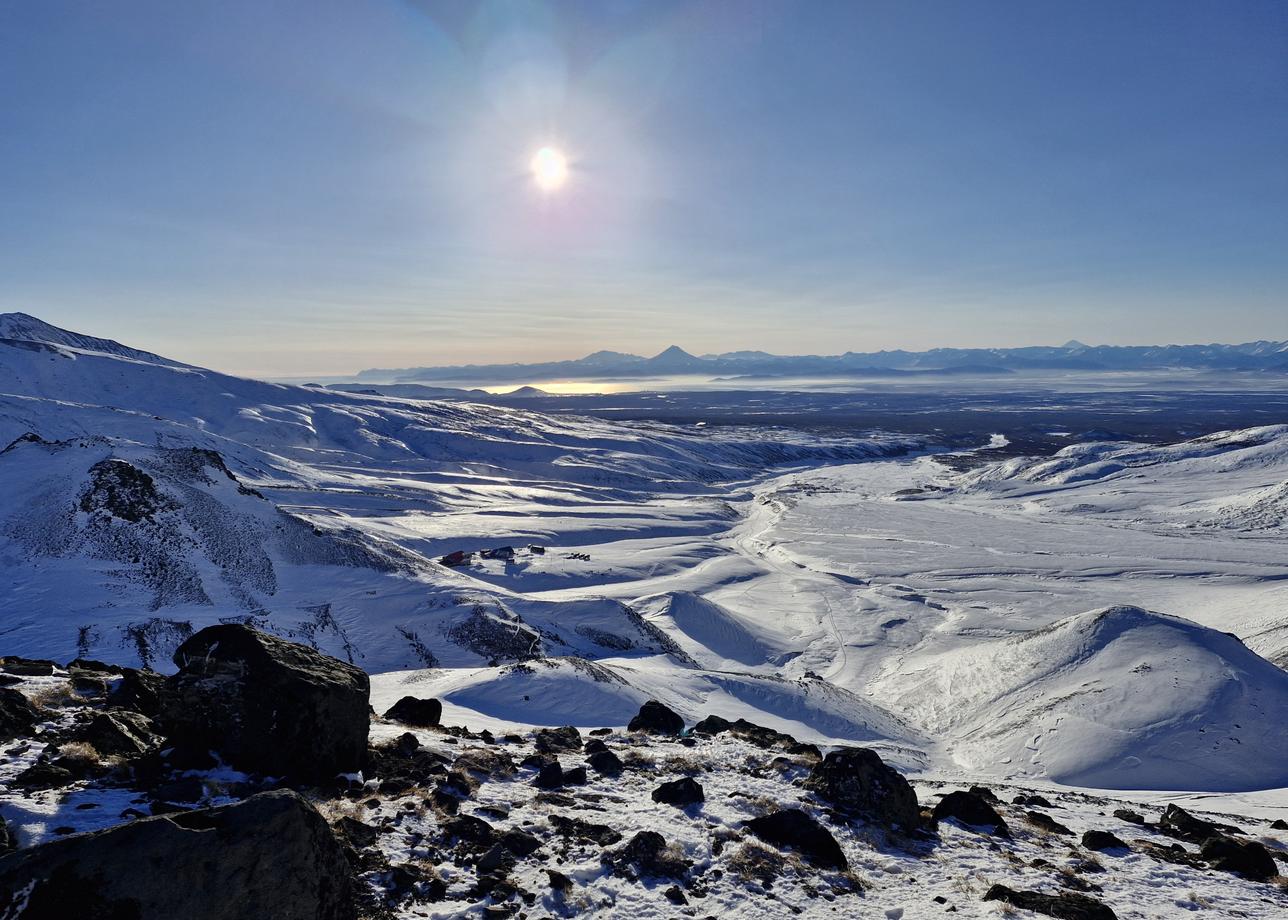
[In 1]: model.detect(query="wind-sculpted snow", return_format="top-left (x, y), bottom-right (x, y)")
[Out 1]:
top-left (879, 606), bottom-right (1288, 790)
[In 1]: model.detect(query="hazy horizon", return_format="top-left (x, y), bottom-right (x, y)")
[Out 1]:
top-left (3, 1), bottom-right (1286, 376)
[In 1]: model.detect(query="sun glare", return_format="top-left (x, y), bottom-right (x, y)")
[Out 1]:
top-left (530, 146), bottom-right (568, 191)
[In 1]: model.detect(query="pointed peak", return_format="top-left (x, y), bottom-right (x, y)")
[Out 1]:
top-left (1062, 339), bottom-right (1089, 350)
top-left (651, 345), bottom-right (697, 360)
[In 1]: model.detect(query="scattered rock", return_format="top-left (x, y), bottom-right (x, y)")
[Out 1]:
top-left (13, 763), bottom-right (74, 790)
top-left (932, 791), bottom-right (1010, 837)
top-left (602, 830), bottom-right (691, 880)
top-left (664, 885), bottom-right (688, 905)
top-left (0, 790), bottom-right (355, 920)
top-left (1200, 834), bottom-right (1277, 881)
top-left (586, 749), bottom-right (623, 776)
top-left (969, 785), bottom-right (1000, 803)
top-left (692, 714), bottom-right (801, 750)
top-left (982, 884), bottom-right (1118, 920)
top-left (382, 696), bottom-right (442, 727)
top-left (1112, 808), bottom-right (1144, 825)
top-left (107, 668), bottom-right (167, 717)
top-left (628, 700), bottom-right (684, 735)
top-left (1271, 819), bottom-right (1288, 830)
top-left (652, 777), bottom-right (704, 807)
top-left (534, 725), bottom-right (582, 754)
top-left (1027, 810), bottom-right (1074, 836)
top-left (1158, 804), bottom-right (1241, 842)
top-left (550, 814), bottom-right (622, 846)
top-left (161, 625), bottom-right (369, 782)
top-left (0, 688), bottom-right (40, 742)
top-left (534, 762), bottom-right (567, 789)
top-left (77, 710), bottom-right (163, 757)
top-left (744, 809), bottom-right (848, 870)
top-left (804, 747), bottom-right (920, 830)
top-left (444, 814), bottom-right (495, 850)
top-left (0, 657), bottom-right (56, 677)
top-left (1081, 829), bottom-right (1128, 852)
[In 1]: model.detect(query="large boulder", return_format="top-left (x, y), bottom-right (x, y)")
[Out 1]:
top-left (0, 790), bottom-right (355, 919)
top-left (744, 809), bottom-right (848, 869)
top-left (1200, 834), bottom-right (1277, 881)
top-left (932, 790), bottom-right (1011, 837)
top-left (382, 696), bottom-right (441, 727)
top-left (161, 625), bottom-right (369, 782)
top-left (627, 700), bottom-right (684, 735)
top-left (803, 747), bottom-right (920, 830)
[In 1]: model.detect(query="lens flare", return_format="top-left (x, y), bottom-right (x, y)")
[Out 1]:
top-left (530, 146), bottom-right (568, 191)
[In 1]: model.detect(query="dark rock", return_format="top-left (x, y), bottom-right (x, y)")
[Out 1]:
top-left (588, 727), bottom-right (612, 736)
top-left (382, 696), bottom-right (442, 727)
top-left (628, 700), bottom-right (684, 735)
top-left (387, 862), bottom-right (445, 903)
top-left (969, 785), bottom-right (1000, 803)
top-left (107, 668), bottom-right (167, 717)
top-left (1158, 804), bottom-right (1241, 842)
top-left (0, 658), bottom-right (57, 677)
top-left (602, 830), bottom-right (691, 879)
top-left (77, 710), bottom-right (163, 757)
top-left (0, 689), bottom-right (40, 742)
top-left (66, 658), bottom-right (123, 675)
top-left (1081, 829), bottom-right (1128, 851)
top-left (1271, 818), bottom-right (1288, 830)
top-left (1200, 834), bottom-right (1277, 881)
top-left (652, 777), bottom-right (704, 808)
top-left (664, 885), bottom-right (688, 905)
top-left (932, 791), bottom-right (1010, 837)
top-left (534, 725), bottom-right (582, 754)
top-left (691, 714), bottom-right (799, 750)
top-left (534, 762), bottom-right (566, 789)
top-left (744, 809), bottom-right (847, 870)
top-left (476, 842), bottom-right (515, 875)
top-left (983, 884), bottom-right (1117, 920)
top-left (787, 742), bottom-right (822, 759)
top-left (444, 814), bottom-right (495, 849)
top-left (0, 790), bottom-right (354, 920)
top-left (1113, 808), bottom-right (1144, 825)
top-left (1027, 810), bottom-right (1074, 836)
top-left (0, 820), bottom-right (14, 855)
top-left (13, 763), bottom-right (74, 790)
top-left (500, 829), bottom-right (542, 858)
top-left (334, 816), bottom-right (380, 850)
top-left (587, 749), bottom-right (624, 776)
top-left (547, 869), bottom-right (573, 892)
top-left (549, 814), bottom-right (622, 846)
top-left (804, 747), bottom-right (920, 830)
top-left (583, 738), bottom-right (609, 755)
top-left (161, 624), bottom-right (369, 782)
top-left (151, 776), bottom-right (206, 804)
top-left (454, 748), bottom-right (515, 778)
top-left (1016, 793), bottom-right (1054, 808)
top-left (562, 765), bottom-right (588, 786)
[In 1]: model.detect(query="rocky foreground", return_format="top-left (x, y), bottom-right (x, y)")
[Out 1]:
top-left (0, 627), bottom-right (1284, 919)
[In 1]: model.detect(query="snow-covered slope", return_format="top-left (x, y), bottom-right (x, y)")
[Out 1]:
top-left (880, 606), bottom-right (1288, 790)
top-left (4, 312), bottom-right (1288, 798)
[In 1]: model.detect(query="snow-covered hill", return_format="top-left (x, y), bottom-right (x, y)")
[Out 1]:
top-left (3, 312), bottom-right (1288, 802)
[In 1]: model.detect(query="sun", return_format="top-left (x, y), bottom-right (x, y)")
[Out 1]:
top-left (530, 146), bottom-right (568, 192)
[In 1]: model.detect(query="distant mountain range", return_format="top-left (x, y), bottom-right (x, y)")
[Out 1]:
top-left (358, 339), bottom-right (1288, 383)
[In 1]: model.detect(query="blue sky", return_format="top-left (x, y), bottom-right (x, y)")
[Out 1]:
top-left (2, 0), bottom-right (1285, 375)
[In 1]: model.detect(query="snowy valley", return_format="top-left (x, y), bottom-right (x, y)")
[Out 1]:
top-left (1, 314), bottom-right (1287, 918)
